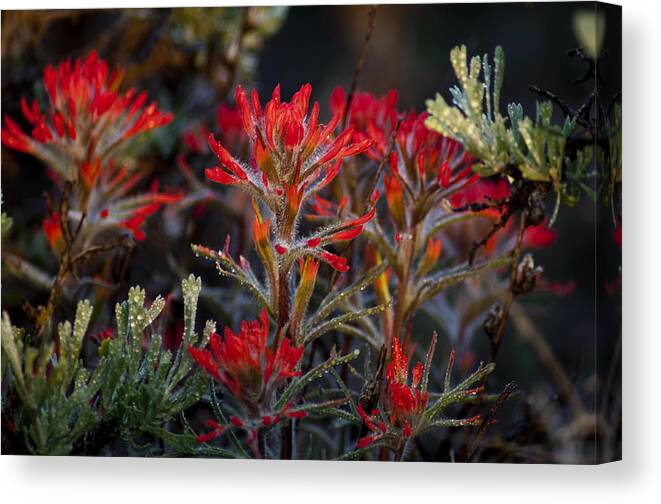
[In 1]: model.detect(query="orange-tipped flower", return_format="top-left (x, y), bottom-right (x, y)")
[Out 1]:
top-left (290, 257), bottom-right (321, 343)
top-left (418, 238), bottom-right (443, 276)
top-left (299, 256), bottom-right (320, 286)
top-left (384, 173), bottom-right (406, 230)
top-left (252, 214), bottom-right (272, 253)
top-left (43, 212), bottom-right (64, 256)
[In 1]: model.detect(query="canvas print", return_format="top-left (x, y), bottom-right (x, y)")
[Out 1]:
top-left (0, 2), bottom-right (621, 463)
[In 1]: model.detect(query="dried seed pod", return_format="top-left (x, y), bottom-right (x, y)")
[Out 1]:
top-left (512, 253), bottom-right (543, 295)
top-left (526, 191), bottom-right (546, 227)
top-left (483, 303), bottom-right (505, 340)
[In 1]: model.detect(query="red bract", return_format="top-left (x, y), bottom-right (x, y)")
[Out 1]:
top-left (216, 103), bottom-right (246, 148)
top-left (90, 170), bottom-right (182, 241)
top-left (188, 309), bottom-right (303, 411)
top-left (450, 176), bottom-right (510, 209)
top-left (356, 405), bottom-right (388, 448)
top-left (522, 219), bottom-right (558, 248)
top-left (195, 420), bottom-right (225, 443)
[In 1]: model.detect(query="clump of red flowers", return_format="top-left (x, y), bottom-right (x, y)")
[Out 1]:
top-left (384, 112), bottom-right (477, 232)
top-left (194, 83), bottom-right (384, 345)
top-left (2, 50), bottom-right (180, 245)
top-left (357, 337), bottom-right (429, 449)
top-left (325, 88), bottom-right (482, 349)
top-left (188, 309), bottom-right (305, 431)
top-left (2, 50), bottom-right (171, 161)
top-left (204, 83), bottom-right (376, 273)
top-left (356, 335), bottom-right (486, 456)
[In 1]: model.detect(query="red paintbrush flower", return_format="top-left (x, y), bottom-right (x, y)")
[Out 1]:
top-left (2, 50), bottom-right (180, 245)
top-left (2, 50), bottom-right (172, 171)
top-left (205, 83), bottom-right (371, 193)
top-left (386, 112), bottom-right (476, 224)
top-left (331, 89), bottom-right (475, 194)
top-left (355, 336), bottom-right (432, 449)
top-left (204, 84), bottom-right (375, 272)
top-left (188, 309), bottom-right (304, 411)
top-left (385, 337), bottom-right (428, 427)
top-left (330, 86), bottom-right (399, 160)
top-left (336, 96), bottom-right (476, 234)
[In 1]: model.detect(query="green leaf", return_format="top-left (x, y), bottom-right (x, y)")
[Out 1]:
top-left (275, 349), bottom-right (361, 411)
top-left (303, 302), bottom-right (391, 346)
top-left (311, 262), bottom-right (388, 326)
top-left (415, 256), bottom-right (511, 308)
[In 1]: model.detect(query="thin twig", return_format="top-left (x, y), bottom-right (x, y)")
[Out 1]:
top-left (72, 236), bottom-right (133, 273)
top-left (529, 85), bottom-right (593, 131)
top-left (488, 210), bottom-right (527, 362)
top-left (342, 5), bottom-right (377, 128)
top-left (468, 208), bottom-right (513, 265)
top-left (221, 6), bottom-right (252, 99)
top-left (35, 182), bottom-right (75, 340)
top-left (465, 381), bottom-right (517, 461)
